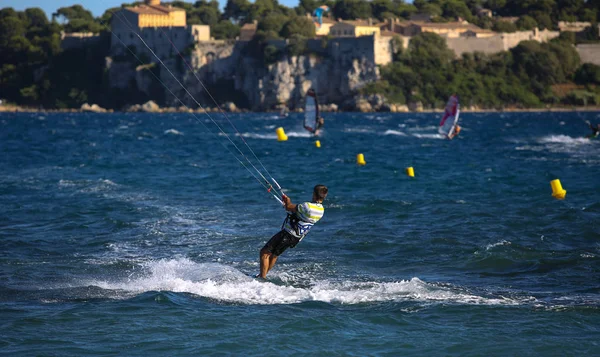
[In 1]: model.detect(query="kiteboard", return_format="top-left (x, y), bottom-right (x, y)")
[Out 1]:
top-left (439, 94), bottom-right (460, 140)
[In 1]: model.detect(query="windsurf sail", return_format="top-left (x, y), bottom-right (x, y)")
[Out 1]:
top-left (439, 94), bottom-right (460, 139)
top-left (304, 89), bottom-right (320, 133)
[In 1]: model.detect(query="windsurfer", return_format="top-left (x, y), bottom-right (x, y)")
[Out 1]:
top-left (439, 94), bottom-right (460, 139)
top-left (314, 116), bottom-right (325, 136)
top-left (449, 124), bottom-right (461, 139)
top-left (304, 88), bottom-right (324, 136)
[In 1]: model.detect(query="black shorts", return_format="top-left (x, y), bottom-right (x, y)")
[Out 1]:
top-left (262, 230), bottom-right (301, 256)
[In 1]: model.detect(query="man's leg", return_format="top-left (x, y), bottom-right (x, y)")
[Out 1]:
top-left (266, 255), bottom-right (278, 274)
top-left (259, 249), bottom-right (271, 278)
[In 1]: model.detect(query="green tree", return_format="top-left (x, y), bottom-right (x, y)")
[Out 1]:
top-left (25, 8), bottom-right (48, 28)
top-left (298, 0), bottom-right (320, 14)
top-left (224, 0), bottom-right (251, 23)
top-left (53, 5), bottom-right (102, 32)
top-left (371, 0), bottom-right (395, 21)
top-left (579, 9), bottom-right (597, 23)
top-left (251, 0), bottom-right (279, 21)
top-left (486, 0), bottom-right (507, 12)
top-left (557, 0), bottom-right (585, 20)
top-left (332, 0), bottom-right (372, 20)
top-left (442, 0), bottom-right (473, 21)
top-left (515, 15), bottom-right (537, 30)
top-left (212, 21), bottom-right (241, 39)
top-left (420, 3), bottom-right (443, 17)
top-left (574, 63), bottom-right (600, 84)
top-left (395, 3), bottom-right (418, 19)
top-left (511, 41), bottom-right (563, 95)
top-left (197, 6), bottom-right (221, 26)
top-left (258, 12), bottom-right (289, 34)
top-left (407, 32), bottom-right (455, 70)
top-left (286, 33), bottom-right (308, 56)
top-left (531, 12), bottom-right (553, 30)
top-left (280, 16), bottom-right (316, 38)
top-left (557, 31), bottom-right (577, 44)
top-left (492, 19), bottom-right (518, 32)
top-left (546, 40), bottom-right (580, 80)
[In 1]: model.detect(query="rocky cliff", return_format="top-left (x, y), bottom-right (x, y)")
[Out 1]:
top-left (106, 37), bottom-right (385, 111)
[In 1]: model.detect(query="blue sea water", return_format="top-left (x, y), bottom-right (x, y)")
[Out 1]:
top-left (1, 110), bottom-right (599, 356)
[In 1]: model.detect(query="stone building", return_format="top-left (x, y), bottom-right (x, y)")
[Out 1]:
top-left (330, 19), bottom-right (381, 38)
top-left (110, 0), bottom-right (209, 58)
top-left (112, 0), bottom-right (186, 29)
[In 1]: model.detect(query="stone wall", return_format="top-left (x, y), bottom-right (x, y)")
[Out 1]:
top-left (445, 29), bottom-right (560, 57)
top-left (577, 44), bottom-right (600, 66)
top-left (110, 25), bottom-right (210, 60)
top-left (446, 36), bottom-right (505, 56)
top-left (328, 35), bottom-right (377, 65)
top-left (60, 32), bottom-right (101, 50)
top-left (502, 29), bottom-right (559, 48)
top-left (374, 35), bottom-right (393, 65)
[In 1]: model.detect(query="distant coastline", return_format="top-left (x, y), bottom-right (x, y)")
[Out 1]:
top-left (2, 104), bottom-right (600, 114)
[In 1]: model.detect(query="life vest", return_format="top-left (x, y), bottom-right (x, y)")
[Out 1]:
top-left (282, 202), bottom-right (324, 239)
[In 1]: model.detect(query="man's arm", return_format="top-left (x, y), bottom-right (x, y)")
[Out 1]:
top-left (282, 194), bottom-right (297, 213)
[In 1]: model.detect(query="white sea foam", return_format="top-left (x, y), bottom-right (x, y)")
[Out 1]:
top-left (88, 258), bottom-right (525, 306)
top-left (384, 130), bottom-right (408, 136)
top-left (58, 178), bottom-right (118, 190)
top-left (285, 131), bottom-right (313, 138)
top-left (485, 240), bottom-right (511, 250)
top-left (407, 125), bottom-right (438, 132)
top-left (164, 129), bottom-right (184, 135)
top-left (412, 133), bottom-right (445, 140)
top-left (539, 135), bottom-right (592, 145)
top-left (239, 133), bottom-right (278, 139)
top-left (343, 128), bottom-right (375, 133)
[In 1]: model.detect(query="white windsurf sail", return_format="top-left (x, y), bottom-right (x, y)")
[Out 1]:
top-left (439, 94), bottom-right (460, 139)
top-left (303, 89), bottom-right (319, 133)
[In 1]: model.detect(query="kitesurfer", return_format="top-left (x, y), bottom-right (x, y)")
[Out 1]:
top-left (258, 185), bottom-right (328, 279)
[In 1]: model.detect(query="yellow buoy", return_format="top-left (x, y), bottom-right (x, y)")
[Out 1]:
top-left (315, 140), bottom-right (321, 148)
top-left (406, 167), bottom-right (415, 177)
top-left (550, 179), bottom-right (566, 199)
top-left (357, 153), bottom-right (366, 166)
top-left (276, 127), bottom-right (288, 141)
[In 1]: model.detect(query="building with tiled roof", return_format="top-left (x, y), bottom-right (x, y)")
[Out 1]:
top-left (113, 0), bottom-right (186, 29)
top-left (110, 0), bottom-right (210, 59)
top-left (330, 19), bottom-right (381, 38)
